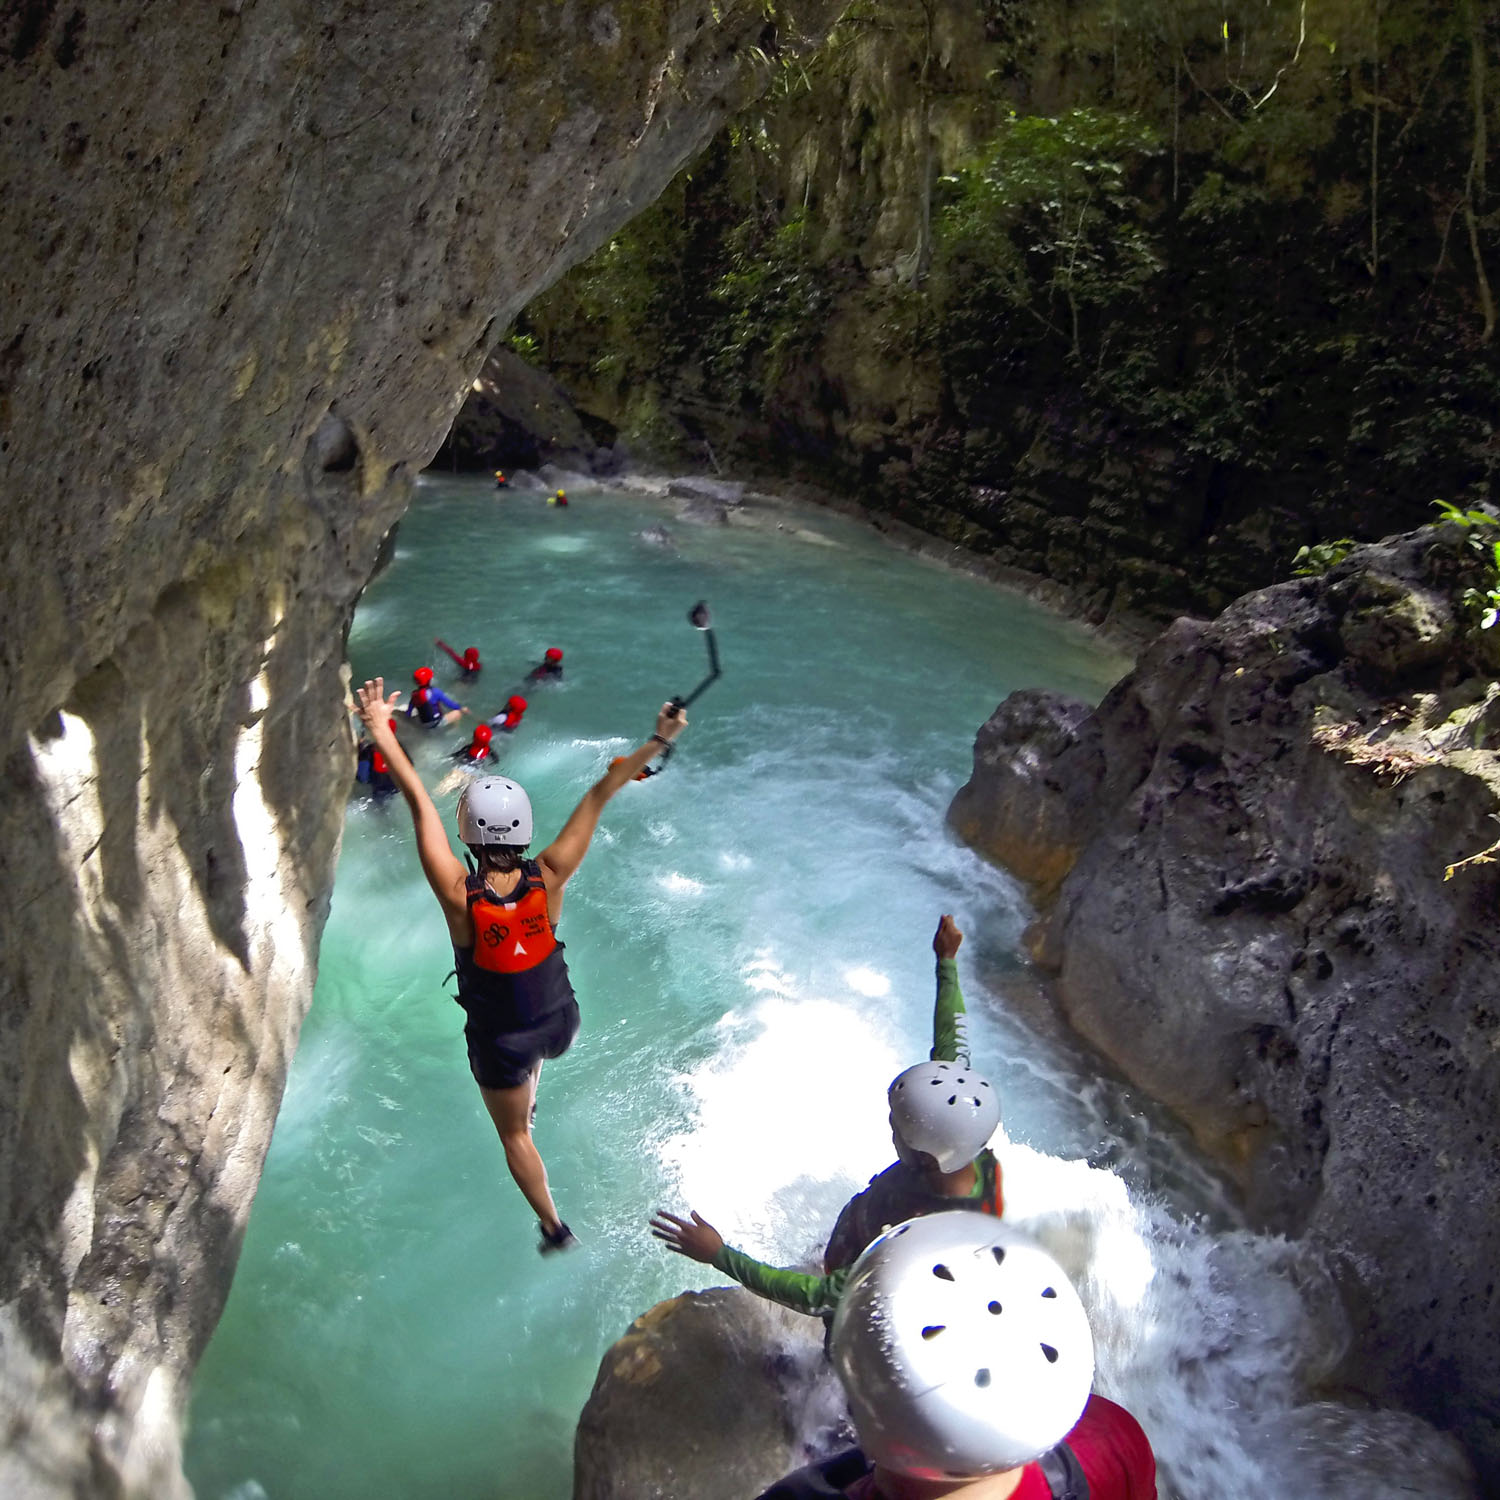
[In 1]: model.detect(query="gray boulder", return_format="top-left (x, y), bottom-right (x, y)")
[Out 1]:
top-left (947, 524), bottom-right (1500, 1482)
top-left (668, 476), bottom-right (747, 506)
top-left (574, 1289), bottom-right (844, 1500)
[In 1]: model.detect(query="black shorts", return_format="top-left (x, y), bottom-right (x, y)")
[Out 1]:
top-left (464, 1001), bottom-right (580, 1091)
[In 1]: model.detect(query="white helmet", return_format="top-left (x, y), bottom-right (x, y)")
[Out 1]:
top-left (456, 776), bottom-right (533, 847)
top-left (830, 1214), bottom-right (1094, 1479)
top-left (889, 1060), bottom-right (1000, 1173)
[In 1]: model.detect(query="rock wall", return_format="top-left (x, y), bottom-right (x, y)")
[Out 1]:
top-left (948, 525), bottom-right (1500, 1484)
top-left (0, 4), bottom-right (842, 1495)
top-left (573, 1288), bottom-right (840, 1500)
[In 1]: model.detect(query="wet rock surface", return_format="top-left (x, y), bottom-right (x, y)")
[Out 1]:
top-left (574, 1289), bottom-right (841, 1500)
top-left (948, 525), bottom-right (1500, 1482)
top-left (0, 3), bottom-right (841, 1494)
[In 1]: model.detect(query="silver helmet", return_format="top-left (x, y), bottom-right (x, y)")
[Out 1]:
top-left (888, 1060), bottom-right (1000, 1174)
top-left (456, 776), bottom-right (533, 847)
top-left (830, 1213), bottom-right (1094, 1479)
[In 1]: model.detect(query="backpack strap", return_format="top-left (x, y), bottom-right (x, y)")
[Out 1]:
top-left (754, 1448), bottom-right (872, 1499)
top-left (1036, 1441), bottom-right (1089, 1500)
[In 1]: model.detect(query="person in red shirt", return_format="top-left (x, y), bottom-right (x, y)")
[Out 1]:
top-left (755, 1213), bottom-right (1157, 1500)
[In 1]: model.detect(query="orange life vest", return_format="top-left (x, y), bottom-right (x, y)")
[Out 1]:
top-left (466, 864), bottom-right (558, 974)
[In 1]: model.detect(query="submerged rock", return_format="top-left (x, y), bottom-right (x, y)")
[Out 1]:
top-left (948, 524), bottom-right (1500, 1480)
top-left (667, 476), bottom-right (747, 506)
top-left (638, 524), bottom-right (677, 550)
top-left (574, 1288), bottom-right (842, 1500)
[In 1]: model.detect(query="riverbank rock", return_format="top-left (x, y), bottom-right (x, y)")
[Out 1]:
top-left (574, 1289), bottom-right (842, 1500)
top-left (436, 348), bottom-right (622, 476)
top-left (0, 3), bottom-right (843, 1494)
top-left (948, 523), bottom-right (1500, 1483)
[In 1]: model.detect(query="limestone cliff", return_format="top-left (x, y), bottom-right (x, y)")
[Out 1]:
top-left (948, 524), bottom-right (1500, 1481)
top-left (0, 4), bottom-right (842, 1495)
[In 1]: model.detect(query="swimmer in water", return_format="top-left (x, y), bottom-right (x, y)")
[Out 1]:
top-left (548, 489), bottom-right (569, 507)
top-left (526, 648), bottom-right (564, 683)
top-left (406, 666), bottom-right (466, 727)
top-left (494, 470), bottom-right (509, 489)
top-left (353, 677), bottom-right (687, 1253)
top-left (454, 722), bottom-right (494, 763)
top-left (491, 694), bottom-right (528, 733)
top-left (437, 640), bottom-right (483, 678)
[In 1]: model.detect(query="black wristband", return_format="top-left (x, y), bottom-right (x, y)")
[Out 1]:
top-left (650, 733), bottom-right (672, 748)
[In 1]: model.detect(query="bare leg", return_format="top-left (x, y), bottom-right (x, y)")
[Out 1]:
top-left (478, 1063), bottom-right (562, 1235)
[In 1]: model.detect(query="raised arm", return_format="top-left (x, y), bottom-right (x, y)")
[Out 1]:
top-left (353, 678), bottom-right (469, 931)
top-left (536, 701), bottom-right (687, 888)
top-left (650, 1209), bottom-right (849, 1319)
top-left (930, 914), bottom-right (970, 1066)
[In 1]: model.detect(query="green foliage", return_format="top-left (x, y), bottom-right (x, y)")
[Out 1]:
top-left (1292, 539), bottom-right (1356, 576)
top-left (935, 109), bottom-right (1164, 355)
top-left (505, 331), bottom-right (539, 361)
top-left (711, 212), bottom-right (828, 386)
top-left (1435, 501), bottom-right (1500, 629)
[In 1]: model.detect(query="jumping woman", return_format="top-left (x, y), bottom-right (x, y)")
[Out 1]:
top-left (353, 676), bottom-right (687, 1253)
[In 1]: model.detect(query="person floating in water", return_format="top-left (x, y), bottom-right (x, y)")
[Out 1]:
top-left (549, 488), bottom-right (569, 507)
top-left (526, 648), bottom-right (564, 683)
top-left (651, 915), bottom-right (1003, 1314)
top-left (353, 677), bottom-right (687, 1253)
top-left (754, 1214), bottom-right (1157, 1500)
top-left (494, 470), bottom-right (508, 489)
top-left (437, 639), bottom-right (483, 678)
top-left (453, 722), bottom-right (494, 763)
top-left (491, 694), bottom-right (528, 734)
top-left (354, 716), bottom-right (401, 799)
top-left (406, 666), bottom-right (466, 727)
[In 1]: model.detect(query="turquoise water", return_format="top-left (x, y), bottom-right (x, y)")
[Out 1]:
top-left (185, 479), bottom-right (1473, 1500)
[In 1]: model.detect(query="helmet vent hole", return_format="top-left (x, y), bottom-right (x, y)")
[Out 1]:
top-left (981, 1080), bottom-right (991, 1088)
top-left (987, 1300), bottom-right (1002, 1315)
top-left (921, 1324), bottom-right (946, 1340)
top-left (991, 1247), bottom-right (1006, 1266)
top-left (947, 1094), bottom-right (957, 1105)
top-left (971, 1097), bottom-right (982, 1106)
top-left (1041, 1343), bottom-right (1059, 1364)
top-left (932, 1263), bottom-right (955, 1282)
top-left (1041, 1287), bottom-right (1057, 1299)
top-left (975, 1368), bottom-right (991, 1388)
top-left (930, 1078), bottom-right (942, 1086)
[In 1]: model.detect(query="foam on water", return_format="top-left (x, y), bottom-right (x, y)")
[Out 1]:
top-left (186, 480), bottom-right (1476, 1500)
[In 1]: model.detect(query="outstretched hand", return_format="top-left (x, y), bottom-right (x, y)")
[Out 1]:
top-left (933, 913), bottom-right (963, 960)
top-left (354, 678), bottom-right (402, 744)
top-left (649, 1208), bottom-right (723, 1264)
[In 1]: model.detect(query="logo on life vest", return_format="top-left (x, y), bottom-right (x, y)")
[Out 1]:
top-left (482, 921), bottom-right (508, 948)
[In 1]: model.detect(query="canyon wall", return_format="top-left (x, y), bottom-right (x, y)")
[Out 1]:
top-left (949, 525), bottom-right (1500, 1483)
top-left (0, 3), bottom-right (841, 1494)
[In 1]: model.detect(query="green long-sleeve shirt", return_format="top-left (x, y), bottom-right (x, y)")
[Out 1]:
top-left (710, 1244), bottom-right (851, 1317)
top-left (931, 956), bottom-right (969, 1065)
top-left (707, 956), bottom-right (976, 1318)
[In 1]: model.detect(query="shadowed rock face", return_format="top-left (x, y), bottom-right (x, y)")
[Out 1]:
top-left (949, 526), bottom-right (1500, 1484)
top-left (574, 1288), bottom-right (840, 1500)
top-left (0, 4), bottom-right (841, 1494)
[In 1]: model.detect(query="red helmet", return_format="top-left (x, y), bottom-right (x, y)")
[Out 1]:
top-left (472, 723), bottom-right (493, 745)
top-left (507, 695), bottom-right (528, 712)
top-left (462, 647), bottom-right (480, 666)
top-left (413, 666), bottom-right (433, 687)
top-left (545, 647), bottom-right (563, 663)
